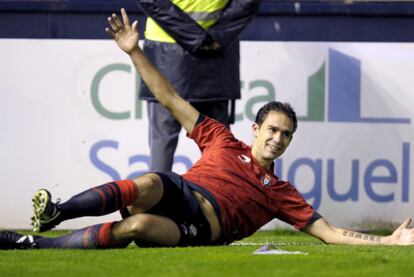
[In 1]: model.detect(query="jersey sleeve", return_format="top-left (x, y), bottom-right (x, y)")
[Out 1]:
top-left (187, 115), bottom-right (235, 152)
top-left (275, 181), bottom-right (321, 230)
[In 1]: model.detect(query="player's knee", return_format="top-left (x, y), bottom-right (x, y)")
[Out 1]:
top-left (113, 215), bottom-right (149, 241)
top-left (132, 173), bottom-right (163, 197)
top-left (128, 173), bottom-right (164, 211)
top-left (125, 215), bottom-right (152, 237)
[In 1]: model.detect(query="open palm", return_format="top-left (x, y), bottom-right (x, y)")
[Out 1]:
top-left (105, 8), bottom-right (139, 54)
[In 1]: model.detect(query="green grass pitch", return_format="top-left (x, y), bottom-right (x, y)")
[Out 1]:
top-left (1, 230), bottom-right (414, 276)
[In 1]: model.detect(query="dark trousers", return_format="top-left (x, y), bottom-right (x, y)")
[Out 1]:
top-left (147, 100), bottom-right (231, 172)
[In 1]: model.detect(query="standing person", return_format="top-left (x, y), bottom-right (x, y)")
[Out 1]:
top-left (136, 0), bottom-right (261, 171)
top-left (1, 9), bottom-right (414, 250)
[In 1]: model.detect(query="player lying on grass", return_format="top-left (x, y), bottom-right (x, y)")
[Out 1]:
top-left (1, 9), bottom-right (414, 250)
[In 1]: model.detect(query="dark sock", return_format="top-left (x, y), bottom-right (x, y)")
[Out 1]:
top-left (58, 180), bottom-right (138, 223)
top-left (36, 222), bottom-right (130, 249)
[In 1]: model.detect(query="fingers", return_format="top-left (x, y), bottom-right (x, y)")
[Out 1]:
top-left (105, 27), bottom-right (115, 39)
top-left (121, 8), bottom-right (130, 27)
top-left (106, 9), bottom-right (132, 33)
top-left (132, 20), bottom-right (138, 33)
top-left (397, 218), bottom-right (412, 230)
top-left (108, 13), bottom-right (122, 31)
top-left (107, 15), bottom-right (119, 33)
top-left (403, 218), bottom-right (412, 228)
top-left (112, 13), bottom-right (123, 30)
top-left (105, 8), bottom-right (138, 42)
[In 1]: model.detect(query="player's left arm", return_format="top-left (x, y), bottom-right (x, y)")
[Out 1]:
top-left (105, 8), bottom-right (199, 134)
top-left (303, 217), bottom-right (414, 245)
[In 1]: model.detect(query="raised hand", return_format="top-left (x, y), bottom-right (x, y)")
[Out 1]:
top-left (105, 8), bottom-right (139, 54)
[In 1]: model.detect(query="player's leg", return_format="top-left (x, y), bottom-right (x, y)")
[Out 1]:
top-left (35, 214), bottom-right (179, 249)
top-left (0, 222), bottom-right (125, 250)
top-left (0, 214), bottom-right (179, 250)
top-left (130, 172), bottom-right (215, 247)
top-left (147, 101), bottom-right (181, 172)
top-left (32, 173), bottom-right (163, 232)
top-left (112, 214), bottom-right (180, 246)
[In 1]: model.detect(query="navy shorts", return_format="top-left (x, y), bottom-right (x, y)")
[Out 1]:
top-left (121, 172), bottom-right (222, 247)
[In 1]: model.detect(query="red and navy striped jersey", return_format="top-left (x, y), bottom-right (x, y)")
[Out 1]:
top-left (182, 116), bottom-right (319, 243)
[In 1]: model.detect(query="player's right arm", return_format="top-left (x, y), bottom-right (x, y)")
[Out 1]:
top-left (105, 8), bottom-right (199, 134)
top-left (303, 217), bottom-right (414, 245)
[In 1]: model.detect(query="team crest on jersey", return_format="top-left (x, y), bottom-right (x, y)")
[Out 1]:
top-left (237, 154), bottom-right (251, 164)
top-left (261, 175), bottom-right (272, 187)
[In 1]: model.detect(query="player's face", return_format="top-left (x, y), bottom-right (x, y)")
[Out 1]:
top-left (251, 111), bottom-right (294, 168)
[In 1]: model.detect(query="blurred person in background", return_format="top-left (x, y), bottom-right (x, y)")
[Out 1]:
top-left (136, 0), bottom-right (261, 172)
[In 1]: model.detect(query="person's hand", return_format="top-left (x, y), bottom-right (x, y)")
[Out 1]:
top-left (105, 8), bottom-right (139, 54)
top-left (199, 41), bottom-right (221, 51)
top-left (388, 218), bottom-right (414, 245)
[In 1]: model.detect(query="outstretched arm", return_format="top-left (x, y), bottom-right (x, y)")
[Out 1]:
top-left (105, 8), bottom-right (199, 134)
top-left (304, 217), bottom-right (414, 245)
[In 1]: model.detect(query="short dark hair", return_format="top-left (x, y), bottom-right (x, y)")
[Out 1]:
top-left (255, 101), bottom-right (298, 133)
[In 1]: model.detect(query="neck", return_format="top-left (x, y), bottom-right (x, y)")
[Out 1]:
top-left (251, 147), bottom-right (272, 170)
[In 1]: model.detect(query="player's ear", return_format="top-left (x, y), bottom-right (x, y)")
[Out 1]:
top-left (252, 123), bottom-right (259, 138)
